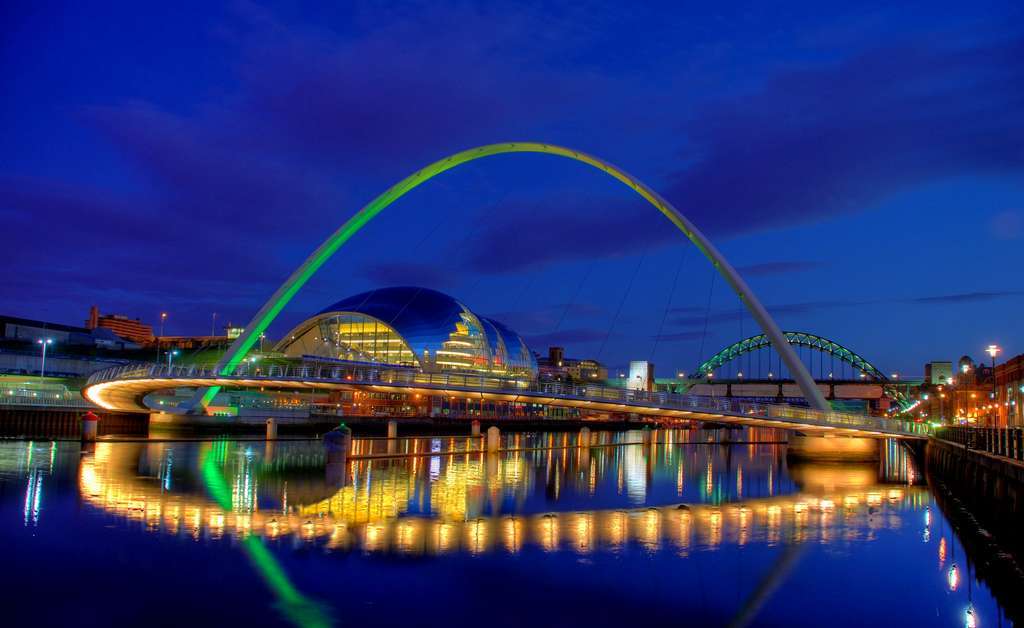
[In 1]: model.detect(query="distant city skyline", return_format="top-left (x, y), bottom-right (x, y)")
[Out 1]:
top-left (2, 1), bottom-right (1022, 376)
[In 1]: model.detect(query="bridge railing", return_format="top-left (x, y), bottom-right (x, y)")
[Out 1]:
top-left (935, 426), bottom-right (1024, 461)
top-left (85, 362), bottom-right (929, 437)
top-left (0, 388), bottom-right (97, 409)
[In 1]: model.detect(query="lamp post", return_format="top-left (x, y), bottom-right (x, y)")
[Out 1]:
top-left (37, 338), bottom-right (53, 378)
top-left (986, 344), bottom-right (1001, 426)
top-left (157, 312), bottom-right (168, 364)
top-left (166, 349), bottom-right (179, 369)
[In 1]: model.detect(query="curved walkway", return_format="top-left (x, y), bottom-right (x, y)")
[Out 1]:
top-left (85, 363), bottom-right (928, 439)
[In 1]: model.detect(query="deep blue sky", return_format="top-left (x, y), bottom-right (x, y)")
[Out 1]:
top-left (2, 1), bottom-right (1022, 376)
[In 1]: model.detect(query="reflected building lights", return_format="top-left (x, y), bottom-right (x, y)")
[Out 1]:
top-left (63, 440), bottom-right (927, 562)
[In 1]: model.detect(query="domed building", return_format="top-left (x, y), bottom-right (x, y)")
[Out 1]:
top-left (274, 287), bottom-right (538, 380)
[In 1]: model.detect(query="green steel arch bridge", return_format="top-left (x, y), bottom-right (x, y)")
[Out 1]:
top-left (696, 331), bottom-right (888, 382)
top-left (692, 331), bottom-right (915, 411)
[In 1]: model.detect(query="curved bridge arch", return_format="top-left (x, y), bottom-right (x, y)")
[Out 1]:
top-left (696, 331), bottom-right (888, 381)
top-left (190, 143), bottom-right (829, 412)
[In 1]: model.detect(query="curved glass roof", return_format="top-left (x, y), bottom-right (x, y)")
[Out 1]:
top-left (480, 316), bottom-right (538, 375)
top-left (315, 287), bottom-right (468, 361)
top-left (278, 287), bottom-right (537, 378)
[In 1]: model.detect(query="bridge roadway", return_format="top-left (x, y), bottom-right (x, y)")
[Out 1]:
top-left (84, 363), bottom-right (928, 439)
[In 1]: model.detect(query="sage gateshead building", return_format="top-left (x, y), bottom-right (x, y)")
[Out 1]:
top-left (276, 287), bottom-right (537, 377)
top-left (268, 287), bottom-right (548, 418)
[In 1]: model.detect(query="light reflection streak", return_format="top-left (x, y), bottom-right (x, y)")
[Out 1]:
top-left (71, 439), bottom-right (928, 580)
top-left (79, 446), bottom-right (924, 558)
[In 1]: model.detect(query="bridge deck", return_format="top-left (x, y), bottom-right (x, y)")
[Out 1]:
top-left (83, 364), bottom-right (928, 439)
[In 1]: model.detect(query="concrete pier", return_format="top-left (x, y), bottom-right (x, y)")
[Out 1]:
top-left (81, 411), bottom-right (98, 442)
top-left (786, 433), bottom-right (880, 462)
top-left (265, 417), bottom-right (277, 439)
top-left (487, 426), bottom-right (500, 452)
top-left (325, 426), bottom-right (350, 488)
top-left (471, 420), bottom-right (481, 437)
top-left (324, 425), bottom-right (352, 464)
top-left (642, 426), bottom-right (653, 445)
top-left (383, 420), bottom-right (396, 453)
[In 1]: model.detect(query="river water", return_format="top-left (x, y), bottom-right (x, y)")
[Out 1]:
top-left (0, 429), bottom-right (1011, 626)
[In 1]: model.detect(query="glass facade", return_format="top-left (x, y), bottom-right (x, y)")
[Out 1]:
top-left (275, 287), bottom-right (538, 379)
top-left (282, 313), bottom-right (418, 367)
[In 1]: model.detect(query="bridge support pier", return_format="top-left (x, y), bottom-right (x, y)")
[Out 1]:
top-left (487, 426), bottom-right (500, 452)
top-left (787, 433), bottom-right (880, 462)
top-left (471, 420), bottom-right (481, 437)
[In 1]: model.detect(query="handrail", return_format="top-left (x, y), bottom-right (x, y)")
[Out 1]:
top-left (934, 426), bottom-right (1024, 461)
top-left (85, 362), bottom-right (930, 437)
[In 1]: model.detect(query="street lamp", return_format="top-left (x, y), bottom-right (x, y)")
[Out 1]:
top-left (157, 312), bottom-right (168, 364)
top-left (36, 338), bottom-right (53, 378)
top-left (166, 349), bottom-right (179, 368)
top-left (986, 344), bottom-right (1001, 425)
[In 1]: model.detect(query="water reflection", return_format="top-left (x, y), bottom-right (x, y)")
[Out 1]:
top-left (69, 432), bottom-right (928, 557)
top-left (0, 432), bottom-right (1009, 627)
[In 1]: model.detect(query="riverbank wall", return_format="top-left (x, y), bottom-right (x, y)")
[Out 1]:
top-left (926, 437), bottom-right (1024, 624)
top-left (0, 406), bottom-right (148, 439)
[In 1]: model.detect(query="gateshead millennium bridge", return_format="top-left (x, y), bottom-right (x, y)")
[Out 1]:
top-left (81, 142), bottom-right (929, 444)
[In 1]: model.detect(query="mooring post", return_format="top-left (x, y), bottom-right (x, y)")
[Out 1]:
top-left (81, 411), bottom-right (99, 442)
top-left (324, 423), bottom-right (352, 464)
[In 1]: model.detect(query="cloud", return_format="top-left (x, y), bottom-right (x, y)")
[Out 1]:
top-left (358, 262), bottom-right (459, 290)
top-left (224, 3), bottom-right (605, 173)
top-left (734, 260), bottom-right (827, 276)
top-left (664, 37), bottom-right (1024, 238)
top-left (486, 303), bottom-right (606, 334)
top-left (669, 300), bottom-right (856, 328)
top-left (650, 330), bottom-right (707, 342)
top-left (907, 291), bottom-right (1024, 305)
top-left (452, 37), bottom-right (1024, 274)
top-left (988, 210), bottom-right (1022, 240)
top-left (463, 197), bottom-right (677, 274)
top-left (667, 291), bottom-right (1024, 331)
top-left (524, 328), bottom-right (608, 348)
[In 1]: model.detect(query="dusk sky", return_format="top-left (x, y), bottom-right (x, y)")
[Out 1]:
top-left (2, 1), bottom-right (1022, 376)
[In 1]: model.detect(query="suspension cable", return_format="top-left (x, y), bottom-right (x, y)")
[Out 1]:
top-left (650, 245), bottom-right (690, 363)
top-left (553, 261), bottom-right (596, 336)
top-left (597, 247), bottom-right (650, 360)
top-left (696, 270), bottom-right (717, 370)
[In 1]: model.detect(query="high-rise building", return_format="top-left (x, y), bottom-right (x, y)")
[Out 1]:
top-left (86, 305), bottom-right (154, 344)
top-left (537, 346), bottom-right (607, 382)
top-left (995, 353), bottom-right (1024, 427)
top-left (628, 360), bottom-right (655, 391)
top-left (924, 361), bottom-right (953, 386)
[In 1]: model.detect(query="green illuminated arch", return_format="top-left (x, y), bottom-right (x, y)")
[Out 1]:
top-left (696, 331), bottom-right (888, 381)
top-left (191, 143), bottom-right (830, 411)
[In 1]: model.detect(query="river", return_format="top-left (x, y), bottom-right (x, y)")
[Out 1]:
top-left (0, 429), bottom-right (1010, 626)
